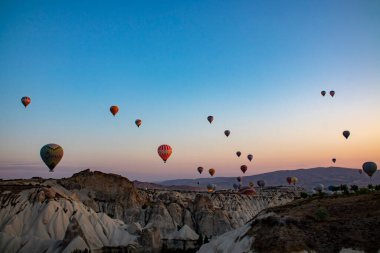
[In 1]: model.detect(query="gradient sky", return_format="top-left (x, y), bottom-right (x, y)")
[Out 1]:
top-left (0, 0), bottom-right (379, 181)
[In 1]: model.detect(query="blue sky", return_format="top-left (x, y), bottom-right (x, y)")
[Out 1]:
top-left (0, 0), bottom-right (379, 181)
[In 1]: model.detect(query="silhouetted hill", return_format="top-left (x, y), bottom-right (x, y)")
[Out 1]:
top-left (158, 167), bottom-right (379, 190)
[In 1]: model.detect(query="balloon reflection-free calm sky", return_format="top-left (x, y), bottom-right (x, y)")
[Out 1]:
top-left (0, 0), bottom-right (379, 181)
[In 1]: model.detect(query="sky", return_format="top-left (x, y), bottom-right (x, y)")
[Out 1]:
top-left (0, 0), bottom-right (379, 181)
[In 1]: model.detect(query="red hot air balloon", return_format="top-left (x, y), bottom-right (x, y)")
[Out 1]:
top-left (330, 91), bottom-right (335, 97)
top-left (110, 106), bottom-right (119, 116)
top-left (207, 116), bottom-right (214, 124)
top-left (247, 154), bottom-right (253, 162)
top-left (209, 168), bottom-right (215, 176)
top-left (343, 130), bottom-right (350, 139)
top-left (240, 165), bottom-right (247, 174)
top-left (236, 151), bottom-right (241, 157)
top-left (321, 91), bottom-right (326, 96)
top-left (332, 158), bottom-right (336, 163)
top-left (197, 167), bottom-right (204, 174)
top-left (286, 177), bottom-right (292, 185)
top-left (224, 130), bottom-right (230, 137)
top-left (135, 119), bottom-right (142, 128)
top-left (157, 144), bottom-right (172, 163)
top-left (21, 96), bottom-right (31, 108)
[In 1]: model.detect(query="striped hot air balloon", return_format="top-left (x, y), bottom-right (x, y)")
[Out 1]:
top-left (157, 144), bottom-right (172, 163)
top-left (40, 144), bottom-right (64, 172)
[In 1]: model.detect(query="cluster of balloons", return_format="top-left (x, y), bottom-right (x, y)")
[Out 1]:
top-left (286, 177), bottom-right (298, 185)
top-left (321, 90), bottom-right (335, 97)
top-left (109, 105), bottom-right (143, 128)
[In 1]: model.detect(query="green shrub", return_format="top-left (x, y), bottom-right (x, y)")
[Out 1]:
top-left (358, 188), bottom-right (370, 194)
top-left (350, 185), bottom-right (358, 192)
top-left (300, 192), bottom-right (309, 198)
top-left (314, 206), bottom-right (329, 221)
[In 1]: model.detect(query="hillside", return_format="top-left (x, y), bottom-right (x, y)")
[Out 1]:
top-left (198, 192), bottom-right (380, 253)
top-left (159, 167), bottom-right (378, 190)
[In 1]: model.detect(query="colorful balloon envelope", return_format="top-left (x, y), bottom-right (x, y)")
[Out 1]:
top-left (40, 144), bottom-right (64, 172)
top-left (247, 154), bottom-right (253, 162)
top-left (291, 177), bottom-right (298, 185)
top-left (209, 168), bottom-right (215, 176)
top-left (332, 158), bottom-right (336, 163)
top-left (135, 119), bottom-right (142, 127)
top-left (110, 106), bottom-right (119, 116)
top-left (207, 116), bottom-right (214, 124)
top-left (240, 165), bottom-right (247, 174)
top-left (236, 151), bottom-right (241, 157)
top-left (248, 181), bottom-right (254, 188)
top-left (207, 184), bottom-right (216, 192)
top-left (286, 177), bottom-right (292, 185)
top-left (330, 90), bottom-right (335, 97)
top-left (358, 169), bottom-right (363, 174)
top-left (21, 96), bottom-right (31, 108)
top-left (157, 144), bottom-right (172, 163)
top-left (197, 167), bottom-right (204, 174)
top-left (362, 162), bottom-right (377, 178)
top-left (343, 130), bottom-right (350, 139)
top-left (257, 180), bottom-right (265, 187)
top-left (224, 130), bottom-right (230, 137)
top-left (321, 91), bottom-right (326, 96)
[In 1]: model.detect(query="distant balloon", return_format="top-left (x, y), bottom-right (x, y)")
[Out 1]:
top-left (236, 176), bottom-right (242, 183)
top-left (362, 162), bottom-right (377, 178)
top-left (248, 181), bottom-right (254, 188)
top-left (291, 177), bottom-right (298, 185)
top-left (207, 184), bottom-right (216, 192)
top-left (328, 185), bottom-right (335, 191)
top-left (358, 169), bottom-right (363, 174)
top-left (332, 158), bottom-right (336, 163)
top-left (207, 116), bottom-right (214, 124)
top-left (224, 130), bottom-right (230, 137)
top-left (110, 106), bottom-right (119, 116)
top-left (21, 96), bottom-right (31, 108)
top-left (157, 144), bottom-right (172, 163)
top-left (330, 90), bottom-right (335, 97)
top-left (233, 183), bottom-right (239, 190)
top-left (321, 91), bottom-right (326, 96)
top-left (247, 154), bottom-right (253, 162)
top-left (257, 180), bottom-right (266, 187)
top-left (40, 144), bottom-right (64, 172)
top-left (197, 167), bottom-right (204, 174)
top-left (236, 151), bottom-right (241, 157)
top-left (286, 177), bottom-right (292, 185)
top-left (240, 165), bottom-right (248, 174)
top-left (209, 168), bottom-right (215, 176)
top-left (314, 184), bottom-right (324, 192)
top-left (135, 119), bottom-right (142, 128)
top-left (343, 130), bottom-right (350, 139)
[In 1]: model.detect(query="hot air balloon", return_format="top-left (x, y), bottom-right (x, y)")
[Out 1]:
top-left (247, 154), bottom-right (253, 162)
top-left (209, 168), bottom-right (215, 176)
top-left (40, 144), bottom-right (64, 172)
top-left (240, 165), bottom-right (247, 174)
top-left (157, 144), bottom-right (172, 163)
top-left (236, 176), bottom-right (242, 183)
top-left (110, 106), bottom-right (119, 116)
top-left (21, 96), bottom-right (31, 108)
top-left (328, 185), bottom-right (335, 191)
top-left (332, 158), bottom-right (336, 163)
top-left (233, 183), bottom-right (239, 190)
top-left (135, 119), bottom-right (142, 127)
top-left (330, 90), bottom-right (335, 97)
top-left (321, 91), bottom-right (326, 96)
top-left (257, 180), bottom-right (265, 187)
top-left (224, 130), bottom-right (230, 137)
top-left (248, 181), bottom-right (254, 188)
top-left (197, 167), bottom-right (204, 174)
top-left (343, 130), bottom-right (350, 139)
top-left (358, 169), bottom-right (363, 174)
top-left (362, 162), bottom-right (377, 178)
top-left (286, 177), bottom-right (292, 185)
top-left (291, 177), bottom-right (298, 185)
top-left (314, 184), bottom-right (324, 193)
top-left (207, 184), bottom-right (216, 192)
top-left (207, 116), bottom-right (214, 124)
top-left (236, 151), bottom-right (241, 157)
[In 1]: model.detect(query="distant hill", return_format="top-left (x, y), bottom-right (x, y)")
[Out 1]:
top-left (133, 180), bottom-right (204, 191)
top-left (158, 167), bottom-right (380, 190)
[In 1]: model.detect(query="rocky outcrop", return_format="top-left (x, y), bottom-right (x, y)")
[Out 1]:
top-left (197, 193), bottom-right (380, 253)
